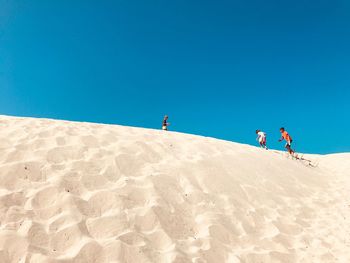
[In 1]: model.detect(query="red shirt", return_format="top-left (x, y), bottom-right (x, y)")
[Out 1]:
top-left (282, 131), bottom-right (292, 141)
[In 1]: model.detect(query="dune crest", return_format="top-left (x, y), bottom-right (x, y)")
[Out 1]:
top-left (0, 115), bottom-right (349, 263)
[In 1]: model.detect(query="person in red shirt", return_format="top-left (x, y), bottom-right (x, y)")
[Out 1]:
top-left (278, 127), bottom-right (295, 155)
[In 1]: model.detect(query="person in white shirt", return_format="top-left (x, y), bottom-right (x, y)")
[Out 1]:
top-left (256, 130), bottom-right (268, 150)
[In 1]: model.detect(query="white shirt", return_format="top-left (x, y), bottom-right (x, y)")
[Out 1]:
top-left (258, 131), bottom-right (266, 138)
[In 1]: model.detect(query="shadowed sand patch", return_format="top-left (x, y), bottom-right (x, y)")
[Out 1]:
top-left (80, 135), bottom-right (100, 148)
top-left (103, 240), bottom-right (122, 262)
top-left (26, 222), bottom-right (50, 249)
top-left (0, 233), bottom-right (28, 262)
top-left (115, 153), bottom-right (146, 177)
top-left (101, 163), bottom-right (122, 183)
top-left (86, 213), bottom-right (128, 239)
top-left (117, 185), bottom-right (154, 209)
top-left (0, 162), bottom-right (45, 190)
top-left (152, 205), bottom-right (196, 240)
top-left (118, 231), bottom-right (146, 246)
top-left (88, 191), bottom-right (123, 215)
top-left (81, 174), bottom-right (109, 191)
top-left (134, 209), bottom-right (159, 232)
top-left (47, 146), bottom-right (87, 164)
top-left (59, 175), bottom-right (86, 196)
top-left (33, 204), bottom-right (63, 221)
top-left (0, 191), bottom-right (26, 210)
top-left (32, 187), bottom-right (59, 209)
top-left (49, 213), bottom-right (83, 233)
top-left (50, 224), bottom-right (84, 253)
top-left (145, 229), bottom-right (173, 250)
top-left (72, 241), bottom-right (106, 263)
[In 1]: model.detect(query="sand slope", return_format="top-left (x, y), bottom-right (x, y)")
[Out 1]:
top-left (0, 115), bottom-right (349, 263)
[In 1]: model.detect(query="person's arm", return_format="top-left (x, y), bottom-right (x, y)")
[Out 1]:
top-left (278, 136), bottom-right (284, 142)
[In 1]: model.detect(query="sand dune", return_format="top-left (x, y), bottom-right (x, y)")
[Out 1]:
top-left (0, 115), bottom-right (349, 263)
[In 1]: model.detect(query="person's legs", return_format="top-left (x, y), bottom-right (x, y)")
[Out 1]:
top-left (290, 147), bottom-right (295, 154)
top-left (285, 142), bottom-right (294, 154)
top-left (259, 138), bottom-right (266, 149)
top-left (289, 141), bottom-right (295, 154)
top-left (285, 143), bottom-right (291, 154)
top-left (261, 138), bottom-right (268, 149)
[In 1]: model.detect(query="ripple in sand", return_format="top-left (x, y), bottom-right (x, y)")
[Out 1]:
top-left (47, 146), bottom-right (87, 164)
top-left (50, 224), bottom-right (84, 253)
top-left (32, 187), bottom-right (59, 209)
top-left (115, 153), bottom-right (145, 177)
top-left (27, 222), bottom-right (49, 248)
top-left (86, 213), bottom-right (128, 239)
top-left (72, 241), bottom-right (106, 263)
top-left (0, 162), bottom-right (44, 190)
top-left (88, 191), bottom-right (122, 215)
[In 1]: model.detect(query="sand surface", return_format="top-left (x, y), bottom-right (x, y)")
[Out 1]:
top-left (0, 115), bottom-right (349, 263)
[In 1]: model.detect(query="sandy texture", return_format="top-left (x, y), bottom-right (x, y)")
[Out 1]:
top-left (0, 115), bottom-right (349, 263)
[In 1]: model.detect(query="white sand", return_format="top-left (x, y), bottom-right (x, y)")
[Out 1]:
top-left (0, 115), bottom-right (349, 263)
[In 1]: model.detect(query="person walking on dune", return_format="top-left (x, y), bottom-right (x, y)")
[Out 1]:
top-left (278, 127), bottom-right (295, 155)
top-left (162, 115), bottom-right (170, 131)
top-left (256, 130), bottom-right (268, 150)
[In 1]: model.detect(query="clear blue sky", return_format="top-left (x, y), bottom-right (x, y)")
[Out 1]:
top-left (1, 0), bottom-right (349, 154)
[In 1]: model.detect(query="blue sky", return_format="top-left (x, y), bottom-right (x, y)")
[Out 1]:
top-left (1, 0), bottom-right (349, 154)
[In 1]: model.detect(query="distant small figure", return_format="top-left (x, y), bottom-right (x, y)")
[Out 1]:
top-left (278, 127), bottom-right (295, 155)
top-left (162, 115), bottom-right (170, 131)
top-left (256, 130), bottom-right (268, 150)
